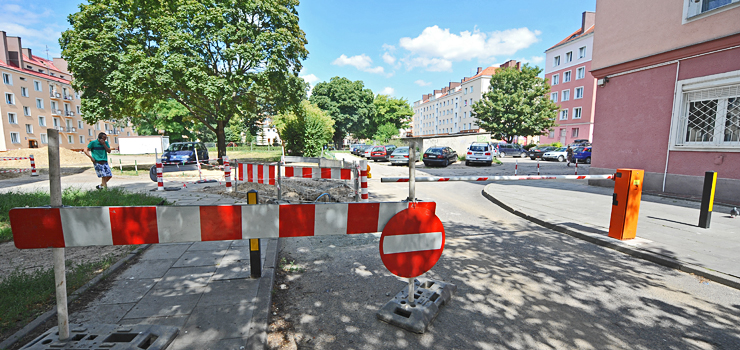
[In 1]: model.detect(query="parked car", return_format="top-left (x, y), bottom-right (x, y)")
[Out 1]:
top-left (370, 145), bottom-right (397, 162)
top-left (542, 147), bottom-right (569, 162)
top-left (497, 143), bottom-right (528, 158)
top-left (363, 145), bottom-right (375, 159)
top-left (465, 142), bottom-right (494, 166)
top-left (572, 146), bottom-right (592, 164)
top-left (423, 146), bottom-right (458, 167)
top-left (389, 147), bottom-right (420, 165)
top-left (161, 142), bottom-right (209, 165)
top-left (351, 144), bottom-right (366, 156)
top-left (529, 146), bottom-right (558, 160)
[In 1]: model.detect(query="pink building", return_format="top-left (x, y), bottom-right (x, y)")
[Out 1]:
top-left (542, 12), bottom-right (597, 146)
top-left (590, 0), bottom-right (740, 204)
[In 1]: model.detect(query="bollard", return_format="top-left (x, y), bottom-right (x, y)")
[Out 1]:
top-left (698, 171), bottom-right (717, 229)
top-left (354, 162), bottom-right (360, 202)
top-left (247, 190), bottom-right (261, 278)
top-left (119, 159), bottom-right (123, 174)
top-left (156, 158), bottom-right (164, 191)
top-left (537, 159), bottom-right (540, 176)
top-left (224, 156), bottom-right (232, 192)
top-left (575, 159), bottom-right (578, 176)
top-left (361, 160), bottom-right (369, 201)
top-left (30, 154), bottom-right (38, 176)
top-left (135, 160), bottom-right (138, 176)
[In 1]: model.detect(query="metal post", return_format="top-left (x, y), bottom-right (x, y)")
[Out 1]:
top-left (247, 190), bottom-right (262, 278)
top-left (194, 149), bottom-right (202, 181)
top-left (277, 162), bottom-right (282, 200)
top-left (515, 159), bottom-right (518, 176)
top-left (48, 129), bottom-right (69, 340)
top-left (575, 159), bottom-right (578, 175)
top-left (119, 158), bottom-right (123, 174)
top-left (699, 171), bottom-right (717, 228)
top-left (135, 160), bottom-right (138, 176)
top-left (408, 278), bottom-right (415, 305)
top-left (537, 159), bottom-right (540, 176)
top-left (234, 160), bottom-right (238, 193)
top-left (354, 161), bottom-right (360, 202)
top-left (408, 141), bottom-right (416, 202)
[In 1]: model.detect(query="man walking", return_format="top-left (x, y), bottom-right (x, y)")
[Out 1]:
top-left (84, 132), bottom-right (112, 189)
top-left (566, 145), bottom-right (574, 167)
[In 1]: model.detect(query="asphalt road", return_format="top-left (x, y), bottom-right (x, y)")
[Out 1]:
top-left (271, 156), bottom-right (740, 349)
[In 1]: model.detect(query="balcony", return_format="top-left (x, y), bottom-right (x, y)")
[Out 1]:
top-left (54, 126), bottom-right (64, 132)
top-left (64, 111), bottom-right (75, 117)
top-left (50, 92), bottom-right (61, 100)
top-left (51, 109), bottom-right (62, 116)
top-left (63, 95), bottom-right (73, 100)
top-left (106, 129), bottom-right (120, 135)
top-left (65, 127), bottom-right (77, 133)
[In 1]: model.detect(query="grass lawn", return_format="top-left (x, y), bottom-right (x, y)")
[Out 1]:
top-left (0, 188), bottom-right (169, 338)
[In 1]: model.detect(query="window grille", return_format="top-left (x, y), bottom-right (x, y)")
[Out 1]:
top-left (677, 84), bottom-right (740, 147)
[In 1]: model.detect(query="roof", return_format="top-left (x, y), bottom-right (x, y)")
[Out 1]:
top-left (463, 66), bottom-right (499, 82)
top-left (0, 55), bottom-right (72, 85)
top-left (547, 25), bottom-right (595, 51)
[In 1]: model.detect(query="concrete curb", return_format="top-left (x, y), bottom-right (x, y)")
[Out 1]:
top-left (0, 244), bottom-right (151, 350)
top-left (481, 188), bottom-right (740, 291)
top-left (246, 238), bottom-right (280, 350)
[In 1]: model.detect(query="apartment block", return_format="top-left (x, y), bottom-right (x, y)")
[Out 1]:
top-left (542, 11), bottom-right (597, 146)
top-left (412, 60), bottom-right (521, 137)
top-left (0, 30), bottom-right (136, 151)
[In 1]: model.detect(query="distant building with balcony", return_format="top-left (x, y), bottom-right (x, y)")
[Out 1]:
top-left (542, 11), bottom-right (596, 146)
top-left (0, 30), bottom-right (136, 151)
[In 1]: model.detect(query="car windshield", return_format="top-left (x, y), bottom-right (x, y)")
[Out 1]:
top-left (425, 148), bottom-right (443, 155)
top-left (469, 145), bottom-right (488, 152)
top-left (168, 143), bottom-right (195, 152)
top-left (392, 147), bottom-right (409, 155)
top-left (372, 147), bottom-right (384, 152)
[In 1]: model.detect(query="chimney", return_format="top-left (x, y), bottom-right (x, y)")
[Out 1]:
top-left (448, 82), bottom-right (460, 89)
top-left (5, 36), bottom-right (23, 68)
top-left (0, 31), bottom-right (8, 65)
top-left (22, 48), bottom-right (32, 59)
top-left (582, 11), bottom-right (595, 33)
top-left (476, 67), bottom-right (483, 74)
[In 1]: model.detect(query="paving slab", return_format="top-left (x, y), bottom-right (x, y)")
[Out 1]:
top-left (172, 250), bottom-right (226, 268)
top-left (114, 258), bottom-right (177, 280)
top-left (92, 279), bottom-right (158, 304)
top-left (138, 244), bottom-right (190, 260)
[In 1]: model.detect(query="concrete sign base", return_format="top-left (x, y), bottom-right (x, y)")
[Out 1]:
top-left (20, 323), bottom-right (178, 350)
top-left (376, 278), bottom-right (456, 333)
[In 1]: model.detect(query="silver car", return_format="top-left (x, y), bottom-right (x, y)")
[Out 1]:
top-left (389, 147), bottom-right (420, 165)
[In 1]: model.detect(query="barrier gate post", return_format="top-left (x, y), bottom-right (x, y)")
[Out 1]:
top-left (247, 190), bottom-right (262, 278)
top-left (408, 141), bottom-right (416, 202)
top-left (48, 129), bottom-right (70, 340)
top-left (608, 168), bottom-right (644, 240)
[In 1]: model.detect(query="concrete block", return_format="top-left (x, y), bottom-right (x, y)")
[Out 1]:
top-left (19, 323), bottom-right (178, 350)
top-left (376, 278), bottom-right (456, 334)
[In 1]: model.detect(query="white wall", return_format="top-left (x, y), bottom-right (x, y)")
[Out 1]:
top-left (118, 136), bottom-right (168, 154)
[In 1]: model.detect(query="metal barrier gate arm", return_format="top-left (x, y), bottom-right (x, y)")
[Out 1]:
top-left (380, 174), bottom-right (615, 182)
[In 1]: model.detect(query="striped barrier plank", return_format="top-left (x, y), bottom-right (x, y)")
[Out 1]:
top-left (0, 155), bottom-right (38, 176)
top-left (238, 163), bottom-right (276, 185)
top-left (380, 174), bottom-right (615, 182)
top-left (284, 166), bottom-right (352, 180)
top-left (10, 201), bottom-right (436, 249)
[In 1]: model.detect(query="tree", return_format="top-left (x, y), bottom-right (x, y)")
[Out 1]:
top-left (309, 77), bottom-right (375, 146)
top-left (368, 94), bottom-right (413, 140)
top-left (471, 64), bottom-right (559, 143)
top-left (132, 100), bottom-right (198, 143)
top-left (60, 0), bottom-right (308, 163)
top-left (274, 100), bottom-right (334, 157)
top-left (373, 123), bottom-right (400, 143)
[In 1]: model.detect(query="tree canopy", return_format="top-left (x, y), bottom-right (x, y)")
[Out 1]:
top-left (366, 94), bottom-right (413, 140)
top-left (309, 77), bottom-right (375, 146)
top-left (60, 0), bottom-right (308, 161)
top-left (471, 64), bottom-right (559, 143)
top-left (274, 100), bottom-right (334, 157)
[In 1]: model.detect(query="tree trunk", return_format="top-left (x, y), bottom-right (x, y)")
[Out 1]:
top-left (216, 120), bottom-right (226, 165)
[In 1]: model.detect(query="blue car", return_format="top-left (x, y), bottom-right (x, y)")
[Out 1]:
top-left (572, 146), bottom-right (592, 164)
top-left (161, 142), bottom-right (209, 165)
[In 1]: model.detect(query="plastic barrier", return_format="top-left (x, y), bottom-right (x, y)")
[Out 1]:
top-left (0, 155), bottom-right (38, 176)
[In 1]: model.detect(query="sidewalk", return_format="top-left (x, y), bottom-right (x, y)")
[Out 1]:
top-left (482, 180), bottom-right (740, 290)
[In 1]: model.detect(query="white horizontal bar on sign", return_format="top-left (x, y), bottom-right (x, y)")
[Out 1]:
top-left (380, 174), bottom-right (615, 183)
top-left (383, 232), bottom-right (443, 255)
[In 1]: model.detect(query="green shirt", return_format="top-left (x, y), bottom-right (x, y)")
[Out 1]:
top-left (87, 140), bottom-right (110, 162)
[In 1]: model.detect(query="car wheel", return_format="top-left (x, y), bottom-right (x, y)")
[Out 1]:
top-left (486, 161), bottom-right (492, 166)
top-left (586, 157), bottom-right (591, 164)
top-left (465, 161), bottom-right (470, 166)
top-left (500, 152), bottom-right (506, 158)
top-left (423, 162), bottom-right (429, 167)
top-left (558, 155), bottom-right (565, 162)
top-left (444, 159), bottom-right (449, 167)
top-left (530, 157), bottom-right (536, 160)
top-left (373, 159), bottom-right (378, 162)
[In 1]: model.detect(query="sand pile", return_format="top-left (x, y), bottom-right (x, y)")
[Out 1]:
top-left (0, 147), bottom-right (91, 168)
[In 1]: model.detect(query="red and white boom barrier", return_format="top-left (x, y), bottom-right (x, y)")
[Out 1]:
top-left (284, 166), bottom-right (352, 180)
top-left (381, 174), bottom-right (615, 183)
top-left (224, 156), bottom-right (232, 192)
top-left (10, 201), bottom-right (436, 249)
top-left (156, 158), bottom-right (164, 191)
top-left (0, 155), bottom-right (38, 176)
top-left (238, 163), bottom-right (277, 185)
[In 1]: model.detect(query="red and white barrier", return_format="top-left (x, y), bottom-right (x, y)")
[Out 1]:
top-left (360, 160), bottom-right (368, 201)
top-left (0, 155), bottom-right (38, 176)
top-left (238, 163), bottom-right (276, 185)
top-left (381, 174), bottom-right (615, 183)
top-left (283, 166), bottom-right (352, 180)
top-left (156, 159), bottom-right (164, 191)
top-left (10, 201), bottom-right (437, 249)
top-left (224, 156), bottom-right (232, 192)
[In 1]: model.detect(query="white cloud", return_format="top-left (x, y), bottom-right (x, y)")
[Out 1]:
top-left (414, 80), bottom-right (432, 87)
top-left (380, 87), bottom-right (395, 96)
top-left (0, 4), bottom-right (62, 57)
top-left (518, 56), bottom-right (544, 65)
top-left (382, 52), bottom-right (396, 65)
top-left (300, 74), bottom-right (320, 86)
top-left (397, 25), bottom-right (541, 72)
top-left (382, 44), bottom-right (396, 51)
top-left (332, 54), bottom-right (385, 74)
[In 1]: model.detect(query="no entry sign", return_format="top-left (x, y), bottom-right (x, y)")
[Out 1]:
top-left (379, 206), bottom-right (445, 278)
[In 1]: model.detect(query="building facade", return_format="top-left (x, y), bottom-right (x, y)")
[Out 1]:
top-left (542, 12), bottom-right (597, 146)
top-left (412, 60), bottom-right (521, 138)
top-left (590, 0), bottom-right (740, 203)
top-left (0, 31), bottom-right (136, 152)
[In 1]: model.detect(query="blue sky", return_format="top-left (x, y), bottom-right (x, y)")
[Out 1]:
top-left (1, 0), bottom-right (595, 103)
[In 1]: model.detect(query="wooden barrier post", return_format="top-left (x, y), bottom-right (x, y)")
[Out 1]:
top-left (48, 129), bottom-right (69, 340)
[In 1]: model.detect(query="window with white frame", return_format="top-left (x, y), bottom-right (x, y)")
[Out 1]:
top-left (573, 107), bottom-right (582, 119)
top-left (53, 117), bottom-right (60, 127)
top-left (562, 90), bottom-right (570, 101)
top-left (114, 137), bottom-right (118, 143)
top-left (575, 87), bottom-right (584, 99)
top-left (68, 135), bottom-right (74, 144)
top-left (34, 80), bottom-right (42, 91)
top-left (8, 113), bottom-right (17, 124)
top-left (685, 0), bottom-right (740, 20)
top-left (36, 98), bottom-right (43, 109)
top-left (5, 93), bottom-right (14, 105)
top-left (470, 86), bottom-right (474, 93)
top-left (551, 92), bottom-right (558, 102)
top-left (80, 135), bottom-right (84, 143)
top-left (39, 116), bottom-right (46, 126)
top-left (560, 110), bottom-right (568, 120)
top-left (564, 71), bottom-right (572, 83)
top-left (10, 132), bottom-right (20, 144)
top-left (88, 129), bottom-right (93, 136)
top-left (673, 74), bottom-right (740, 149)
top-left (576, 67), bottom-right (585, 80)
top-left (41, 133), bottom-right (48, 144)
top-left (21, 87), bottom-right (28, 97)
top-left (2, 73), bottom-right (11, 85)
top-left (78, 121), bottom-right (83, 129)
top-left (76, 105), bottom-right (81, 115)
top-left (565, 52), bottom-right (573, 63)
top-left (51, 101), bottom-right (57, 111)
top-left (579, 46), bottom-right (586, 58)
top-left (552, 74), bottom-right (559, 85)
top-left (572, 128), bottom-right (580, 137)
top-left (549, 130), bottom-right (555, 138)
top-left (26, 124), bottom-right (33, 133)
top-left (553, 56), bottom-right (561, 67)
top-left (23, 106), bottom-right (31, 116)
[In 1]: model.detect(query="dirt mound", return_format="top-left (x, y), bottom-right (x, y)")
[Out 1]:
top-left (0, 147), bottom-right (91, 168)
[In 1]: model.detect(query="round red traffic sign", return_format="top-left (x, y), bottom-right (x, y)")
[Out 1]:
top-left (379, 207), bottom-right (445, 278)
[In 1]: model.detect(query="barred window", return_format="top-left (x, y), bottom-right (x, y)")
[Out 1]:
top-left (676, 84), bottom-right (740, 147)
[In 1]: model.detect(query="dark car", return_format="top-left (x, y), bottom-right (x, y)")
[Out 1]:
top-left (529, 146), bottom-right (558, 160)
top-left (351, 144), bottom-right (366, 156)
top-left (423, 146), bottom-right (458, 167)
top-left (370, 145), bottom-right (397, 161)
top-left (496, 143), bottom-right (528, 158)
top-left (572, 146), bottom-right (592, 164)
top-left (161, 142), bottom-right (209, 165)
